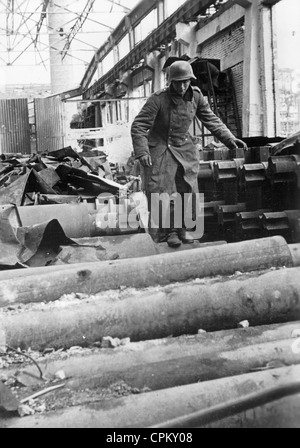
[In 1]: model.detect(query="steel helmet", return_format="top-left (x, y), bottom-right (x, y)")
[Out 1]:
top-left (169, 61), bottom-right (196, 81)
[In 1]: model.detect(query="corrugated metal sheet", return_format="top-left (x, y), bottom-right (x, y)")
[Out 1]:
top-left (0, 99), bottom-right (30, 154)
top-left (35, 97), bottom-right (64, 153)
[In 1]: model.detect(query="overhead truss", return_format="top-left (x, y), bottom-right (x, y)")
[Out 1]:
top-left (35, 0), bottom-right (50, 46)
top-left (0, 0), bottom-right (133, 67)
top-left (61, 0), bottom-right (112, 61)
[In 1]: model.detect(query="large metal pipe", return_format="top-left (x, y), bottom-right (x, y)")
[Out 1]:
top-left (153, 381), bottom-right (300, 428)
top-left (1, 266), bottom-right (300, 350)
top-left (2, 365), bottom-right (300, 428)
top-left (0, 236), bottom-right (296, 308)
top-left (7, 322), bottom-right (300, 392)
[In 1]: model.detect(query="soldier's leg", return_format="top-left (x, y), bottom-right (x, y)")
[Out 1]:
top-left (174, 165), bottom-right (194, 243)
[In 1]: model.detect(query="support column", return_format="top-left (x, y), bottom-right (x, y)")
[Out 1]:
top-left (157, 0), bottom-right (165, 25)
top-left (176, 22), bottom-right (198, 57)
top-left (113, 42), bottom-right (119, 66)
top-left (97, 57), bottom-right (103, 80)
top-left (48, 0), bottom-right (76, 94)
top-left (146, 51), bottom-right (163, 91)
top-left (242, 0), bottom-right (277, 137)
top-left (125, 16), bottom-right (134, 51)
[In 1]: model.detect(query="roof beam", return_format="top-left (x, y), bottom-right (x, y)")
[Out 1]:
top-left (83, 0), bottom-right (219, 98)
top-left (81, 0), bottom-right (158, 90)
top-left (261, 0), bottom-right (281, 5)
top-left (234, 0), bottom-right (252, 8)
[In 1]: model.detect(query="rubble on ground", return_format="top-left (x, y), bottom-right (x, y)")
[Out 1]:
top-left (0, 147), bottom-right (146, 270)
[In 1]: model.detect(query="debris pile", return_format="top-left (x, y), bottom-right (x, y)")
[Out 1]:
top-left (0, 147), bottom-right (148, 270)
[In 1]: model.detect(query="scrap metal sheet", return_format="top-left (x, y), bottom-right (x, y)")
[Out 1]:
top-left (0, 205), bottom-right (77, 269)
top-left (0, 171), bottom-right (30, 206)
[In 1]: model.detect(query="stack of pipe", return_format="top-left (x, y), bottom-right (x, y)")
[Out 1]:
top-left (0, 236), bottom-right (300, 351)
top-left (1, 236), bottom-right (300, 428)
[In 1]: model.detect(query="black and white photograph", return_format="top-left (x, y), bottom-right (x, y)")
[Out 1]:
top-left (0, 0), bottom-right (300, 431)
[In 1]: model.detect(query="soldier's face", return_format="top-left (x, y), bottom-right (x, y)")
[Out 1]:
top-left (172, 80), bottom-right (191, 96)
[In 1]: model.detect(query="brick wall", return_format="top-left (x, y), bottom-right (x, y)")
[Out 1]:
top-left (197, 20), bottom-right (244, 62)
top-left (197, 19), bottom-right (244, 129)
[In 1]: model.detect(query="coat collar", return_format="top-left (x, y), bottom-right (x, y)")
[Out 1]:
top-left (168, 84), bottom-right (194, 104)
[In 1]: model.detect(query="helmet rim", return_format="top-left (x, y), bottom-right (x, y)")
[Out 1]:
top-left (169, 61), bottom-right (197, 82)
top-left (171, 75), bottom-right (196, 81)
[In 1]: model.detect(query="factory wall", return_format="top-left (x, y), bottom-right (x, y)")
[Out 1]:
top-left (114, 3), bottom-right (246, 126)
top-left (196, 19), bottom-right (245, 133)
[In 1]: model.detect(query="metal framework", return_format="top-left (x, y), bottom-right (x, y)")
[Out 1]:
top-left (0, 0), bottom-right (135, 67)
top-left (61, 0), bottom-right (107, 61)
top-left (80, 0), bottom-right (230, 91)
top-left (82, 0), bottom-right (229, 98)
top-left (34, 0), bottom-right (50, 46)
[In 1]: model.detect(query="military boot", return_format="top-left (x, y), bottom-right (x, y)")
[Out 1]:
top-left (179, 228), bottom-right (194, 244)
top-left (167, 230), bottom-right (181, 248)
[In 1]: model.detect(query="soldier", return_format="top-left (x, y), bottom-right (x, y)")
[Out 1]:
top-left (131, 60), bottom-right (247, 247)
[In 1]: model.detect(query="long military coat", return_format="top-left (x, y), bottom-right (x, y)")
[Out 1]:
top-left (131, 85), bottom-right (236, 195)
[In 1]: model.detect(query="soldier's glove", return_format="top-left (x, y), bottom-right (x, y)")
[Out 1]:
top-left (231, 138), bottom-right (248, 151)
top-left (139, 155), bottom-right (152, 167)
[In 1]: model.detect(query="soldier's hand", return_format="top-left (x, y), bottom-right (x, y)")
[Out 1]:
top-left (139, 155), bottom-right (152, 167)
top-left (231, 138), bottom-right (248, 151)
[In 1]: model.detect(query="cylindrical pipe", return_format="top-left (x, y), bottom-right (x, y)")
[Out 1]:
top-left (8, 322), bottom-right (300, 393)
top-left (152, 381), bottom-right (300, 428)
top-left (1, 267), bottom-right (300, 350)
top-left (0, 236), bottom-right (295, 307)
top-left (2, 365), bottom-right (300, 428)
